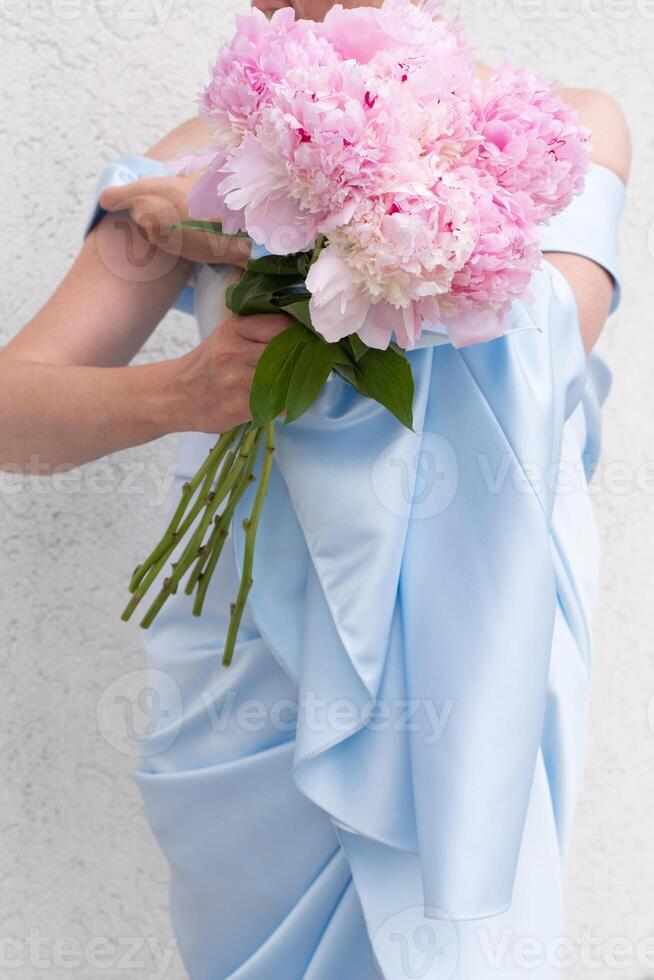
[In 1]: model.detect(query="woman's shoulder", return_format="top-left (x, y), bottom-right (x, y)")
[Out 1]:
top-left (559, 86), bottom-right (631, 184)
top-left (146, 116), bottom-right (213, 163)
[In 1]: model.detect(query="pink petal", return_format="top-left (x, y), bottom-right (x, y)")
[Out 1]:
top-left (357, 302), bottom-right (401, 350)
top-left (247, 192), bottom-right (318, 254)
top-left (307, 249), bottom-right (371, 343)
top-left (166, 148), bottom-right (219, 177)
top-left (188, 167), bottom-right (230, 221)
top-left (444, 309), bottom-right (507, 348)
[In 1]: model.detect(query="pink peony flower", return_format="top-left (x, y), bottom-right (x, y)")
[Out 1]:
top-left (199, 7), bottom-right (339, 149)
top-left (442, 173), bottom-right (542, 345)
top-left (189, 136), bottom-right (321, 254)
top-left (473, 63), bottom-right (592, 221)
top-left (320, 0), bottom-right (461, 65)
top-left (257, 61), bottom-right (375, 231)
top-left (365, 49), bottom-right (480, 166)
top-left (193, 54), bottom-right (473, 256)
top-left (307, 171), bottom-right (479, 349)
top-left (307, 244), bottom-right (443, 350)
top-left (192, 0), bottom-right (592, 351)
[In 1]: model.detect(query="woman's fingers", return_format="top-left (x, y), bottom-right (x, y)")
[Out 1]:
top-left (231, 314), bottom-right (293, 344)
top-left (97, 175), bottom-right (251, 267)
top-left (99, 181), bottom-right (187, 255)
top-left (99, 177), bottom-right (179, 212)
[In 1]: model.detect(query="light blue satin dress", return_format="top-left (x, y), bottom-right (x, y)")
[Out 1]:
top-left (89, 160), bottom-right (624, 979)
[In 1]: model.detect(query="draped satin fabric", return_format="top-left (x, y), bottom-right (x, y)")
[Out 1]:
top-left (87, 161), bottom-right (624, 979)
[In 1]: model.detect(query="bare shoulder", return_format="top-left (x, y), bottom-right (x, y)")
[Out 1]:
top-left (559, 86), bottom-right (631, 184)
top-left (146, 117), bottom-right (213, 163)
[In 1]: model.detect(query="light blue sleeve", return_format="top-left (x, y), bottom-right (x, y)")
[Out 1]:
top-left (84, 154), bottom-right (195, 316)
top-left (538, 163), bottom-right (626, 314)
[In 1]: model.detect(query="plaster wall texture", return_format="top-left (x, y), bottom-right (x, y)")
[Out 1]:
top-left (1, 0), bottom-right (653, 977)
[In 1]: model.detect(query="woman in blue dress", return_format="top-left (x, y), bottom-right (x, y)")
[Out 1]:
top-left (0, 2), bottom-right (631, 976)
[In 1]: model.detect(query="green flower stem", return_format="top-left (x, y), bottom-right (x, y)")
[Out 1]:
top-left (222, 421), bottom-right (276, 667)
top-left (127, 428), bottom-right (241, 597)
top-left (121, 548), bottom-right (175, 623)
top-left (170, 429), bottom-right (256, 581)
top-left (137, 427), bottom-right (259, 630)
top-left (121, 427), bottom-right (244, 624)
top-left (184, 427), bottom-right (263, 597)
top-left (182, 449), bottom-right (243, 595)
top-left (192, 426), bottom-right (264, 616)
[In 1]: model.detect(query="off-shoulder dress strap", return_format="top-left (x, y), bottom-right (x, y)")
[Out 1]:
top-left (538, 163), bottom-right (626, 314)
top-left (84, 154), bottom-right (195, 316)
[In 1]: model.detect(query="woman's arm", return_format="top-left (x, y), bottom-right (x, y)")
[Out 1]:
top-left (0, 313), bottom-right (289, 472)
top-left (0, 117), bottom-right (287, 472)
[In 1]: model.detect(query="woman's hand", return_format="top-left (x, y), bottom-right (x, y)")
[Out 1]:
top-left (99, 174), bottom-right (252, 269)
top-left (0, 312), bottom-right (291, 472)
top-left (177, 313), bottom-right (292, 433)
top-left (1, 116), bottom-right (283, 473)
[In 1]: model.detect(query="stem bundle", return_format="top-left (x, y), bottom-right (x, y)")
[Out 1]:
top-left (122, 421), bottom-right (276, 667)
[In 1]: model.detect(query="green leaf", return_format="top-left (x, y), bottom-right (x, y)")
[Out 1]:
top-left (347, 334), bottom-right (369, 362)
top-left (224, 282), bottom-right (238, 311)
top-left (249, 323), bottom-right (310, 426)
top-left (284, 335), bottom-right (336, 425)
top-left (333, 362), bottom-right (360, 388)
top-left (308, 234), bottom-right (327, 269)
top-left (333, 343), bottom-right (355, 368)
top-left (279, 298), bottom-right (313, 330)
top-left (174, 220), bottom-right (250, 238)
top-left (354, 347), bottom-right (415, 430)
top-left (247, 253), bottom-right (310, 278)
top-left (227, 272), bottom-right (303, 317)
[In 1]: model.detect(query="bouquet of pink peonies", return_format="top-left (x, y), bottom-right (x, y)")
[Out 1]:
top-left (123, 0), bottom-right (591, 664)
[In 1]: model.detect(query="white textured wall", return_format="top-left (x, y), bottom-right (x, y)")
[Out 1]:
top-left (1, 0), bottom-right (652, 978)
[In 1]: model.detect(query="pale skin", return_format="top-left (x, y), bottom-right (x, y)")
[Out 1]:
top-left (0, 0), bottom-right (631, 475)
